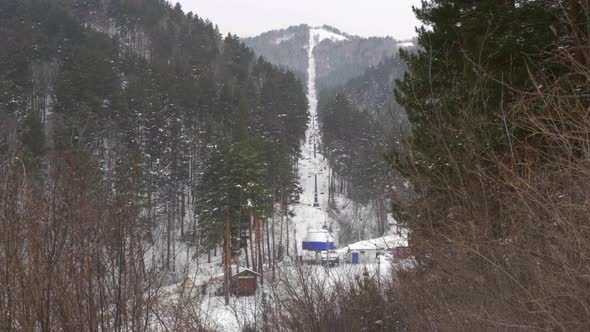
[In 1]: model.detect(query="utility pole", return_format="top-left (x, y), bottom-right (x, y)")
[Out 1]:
top-left (313, 175), bottom-right (319, 208)
top-left (325, 234), bottom-right (329, 269)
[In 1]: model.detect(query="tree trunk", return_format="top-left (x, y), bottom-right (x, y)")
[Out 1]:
top-left (244, 240), bottom-right (250, 268)
top-left (286, 201), bottom-right (290, 257)
top-left (166, 202), bottom-right (171, 271)
top-left (172, 194), bottom-right (176, 272)
top-left (249, 208), bottom-right (256, 272)
top-left (256, 216), bottom-right (264, 285)
top-left (180, 191), bottom-right (185, 237)
top-left (265, 208), bottom-right (271, 275)
top-left (279, 191), bottom-right (283, 251)
top-left (236, 191), bottom-right (242, 279)
top-left (272, 199), bottom-right (276, 280)
top-left (225, 209), bottom-right (231, 305)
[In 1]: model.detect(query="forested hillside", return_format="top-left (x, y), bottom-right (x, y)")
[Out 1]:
top-left (335, 54), bottom-right (410, 130)
top-left (240, 24), bottom-right (310, 82)
top-left (313, 34), bottom-right (401, 91)
top-left (315, 54), bottom-right (411, 231)
top-left (0, 0), bottom-right (307, 329)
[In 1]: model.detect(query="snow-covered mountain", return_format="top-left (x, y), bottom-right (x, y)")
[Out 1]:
top-left (242, 25), bottom-right (413, 91)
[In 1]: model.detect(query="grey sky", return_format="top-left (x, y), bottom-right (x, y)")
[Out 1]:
top-left (176, 0), bottom-right (422, 40)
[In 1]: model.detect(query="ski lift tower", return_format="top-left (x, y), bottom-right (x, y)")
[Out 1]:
top-left (313, 174), bottom-right (320, 208)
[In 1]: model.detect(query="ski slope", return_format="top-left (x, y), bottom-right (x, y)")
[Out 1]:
top-left (311, 27), bottom-right (348, 43)
top-left (290, 28), bottom-right (343, 253)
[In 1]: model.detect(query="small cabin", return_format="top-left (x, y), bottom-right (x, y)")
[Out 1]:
top-left (347, 242), bottom-right (378, 264)
top-left (349, 248), bottom-right (378, 264)
top-left (232, 269), bottom-right (260, 296)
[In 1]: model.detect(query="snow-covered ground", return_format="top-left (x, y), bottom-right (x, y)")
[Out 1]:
top-left (397, 41), bottom-right (414, 48)
top-left (336, 234), bottom-right (408, 254)
top-left (273, 33), bottom-right (294, 45)
top-left (311, 27), bottom-right (348, 43)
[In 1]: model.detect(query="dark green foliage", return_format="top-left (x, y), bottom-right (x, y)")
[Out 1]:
top-left (314, 36), bottom-right (400, 91)
top-left (197, 131), bottom-right (303, 253)
top-left (0, 0), bottom-right (308, 253)
top-left (197, 137), bottom-right (270, 252)
top-left (316, 53), bottom-right (412, 209)
top-left (319, 93), bottom-right (387, 204)
top-left (341, 55), bottom-right (411, 136)
top-left (389, 1), bottom-right (590, 329)
top-left (395, 0), bottom-right (559, 183)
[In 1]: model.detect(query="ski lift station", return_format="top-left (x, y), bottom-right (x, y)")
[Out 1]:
top-left (301, 228), bottom-right (339, 265)
top-left (302, 228), bottom-right (335, 251)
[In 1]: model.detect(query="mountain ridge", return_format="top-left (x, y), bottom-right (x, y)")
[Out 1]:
top-left (242, 24), bottom-right (413, 91)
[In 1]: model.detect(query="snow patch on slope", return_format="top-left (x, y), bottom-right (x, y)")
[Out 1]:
top-left (310, 27), bottom-right (348, 44)
top-left (337, 235), bottom-right (408, 253)
top-left (273, 33), bottom-right (295, 45)
top-left (397, 41), bottom-right (414, 48)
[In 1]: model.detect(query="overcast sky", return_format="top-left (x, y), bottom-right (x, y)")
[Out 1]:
top-left (176, 0), bottom-right (422, 40)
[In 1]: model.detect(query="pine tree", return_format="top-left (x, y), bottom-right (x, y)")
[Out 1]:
top-left (395, 0), bottom-right (559, 182)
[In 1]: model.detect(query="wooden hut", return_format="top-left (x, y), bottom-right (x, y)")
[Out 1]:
top-left (232, 269), bottom-right (260, 296)
top-left (347, 242), bottom-right (378, 264)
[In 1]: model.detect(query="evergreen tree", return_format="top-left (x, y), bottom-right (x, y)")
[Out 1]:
top-left (395, 0), bottom-right (558, 182)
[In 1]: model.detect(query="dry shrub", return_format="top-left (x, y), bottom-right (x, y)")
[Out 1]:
top-left (0, 152), bottom-right (210, 331)
top-left (265, 263), bottom-right (408, 332)
top-left (394, 41), bottom-right (590, 331)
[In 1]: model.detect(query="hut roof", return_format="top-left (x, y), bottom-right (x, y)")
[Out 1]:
top-left (234, 268), bottom-right (261, 277)
top-left (344, 235), bottom-right (408, 252)
top-left (348, 241), bottom-right (378, 251)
